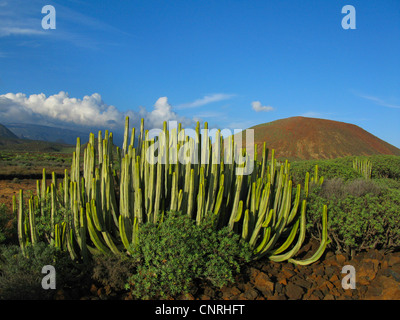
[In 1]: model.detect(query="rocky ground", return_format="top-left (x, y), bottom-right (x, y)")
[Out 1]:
top-left (53, 241), bottom-right (400, 301)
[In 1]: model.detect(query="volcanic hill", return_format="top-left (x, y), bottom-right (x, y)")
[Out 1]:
top-left (240, 116), bottom-right (400, 160)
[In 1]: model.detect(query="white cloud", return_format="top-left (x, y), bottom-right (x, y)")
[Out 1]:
top-left (175, 93), bottom-right (236, 109)
top-left (138, 96), bottom-right (194, 128)
top-left (0, 27), bottom-right (45, 37)
top-left (357, 93), bottom-right (400, 109)
top-left (251, 101), bottom-right (274, 112)
top-left (0, 1), bottom-right (45, 37)
top-left (0, 0), bottom-right (128, 49)
top-left (0, 91), bottom-right (195, 131)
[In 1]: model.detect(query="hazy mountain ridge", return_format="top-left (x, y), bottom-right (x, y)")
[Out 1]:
top-left (1, 118), bottom-right (400, 160)
top-left (0, 122), bottom-right (125, 147)
top-left (0, 123), bottom-right (19, 139)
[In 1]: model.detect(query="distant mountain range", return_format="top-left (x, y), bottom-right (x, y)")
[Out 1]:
top-left (1, 117), bottom-right (400, 160)
top-left (1, 123), bottom-right (125, 146)
top-left (0, 123), bottom-right (19, 139)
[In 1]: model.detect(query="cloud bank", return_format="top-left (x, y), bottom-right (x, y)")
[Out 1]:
top-left (0, 91), bottom-right (195, 132)
top-left (251, 101), bottom-right (274, 112)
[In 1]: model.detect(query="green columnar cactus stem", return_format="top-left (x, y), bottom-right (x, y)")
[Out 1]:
top-left (75, 137), bottom-right (81, 203)
top-left (213, 174), bottom-right (224, 217)
top-left (313, 165), bottom-right (318, 184)
top-left (271, 218), bottom-right (300, 255)
top-left (304, 171), bottom-right (310, 198)
top-left (41, 168), bottom-right (46, 217)
top-left (269, 149), bottom-right (276, 185)
top-left (71, 199), bottom-right (80, 245)
top-left (66, 227), bottom-right (79, 261)
top-left (268, 201), bottom-right (305, 262)
top-left (196, 182), bottom-right (205, 226)
top-left (86, 202), bottom-right (111, 256)
top-left (242, 209), bottom-right (250, 241)
top-left (50, 183), bottom-right (56, 244)
top-left (254, 225), bottom-right (271, 255)
top-left (228, 175), bottom-right (243, 230)
top-left (138, 118), bottom-right (144, 156)
top-left (187, 169), bottom-right (195, 219)
top-left (28, 198), bottom-right (37, 245)
top-left (122, 116), bottom-right (130, 157)
top-left (170, 171), bottom-right (178, 212)
top-left (119, 214), bottom-right (133, 254)
top-left (79, 205), bottom-right (89, 262)
top-left (248, 182), bottom-right (271, 249)
top-left (17, 190), bottom-right (26, 255)
top-left (260, 142), bottom-right (268, 181)
top-left (54, 223), bottom-right (61, 249)
top-left (288, 184), bottom-right (301, 224)
top-left (288, 204), bottom-right (330, 265)
top-left (153, 154), bottom-right (163, 223)
top-left (98, 130), bottom-right (103, 165)
top-left (130, 127), bottom-right (136, 148)
top-left (90, 199), bottom-right (104, 232)
top-left (255, 180), bottom-right (293, 259)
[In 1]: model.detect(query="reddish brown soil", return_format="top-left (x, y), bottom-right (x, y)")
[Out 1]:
top-left (241, 116), bottom-right (400, 160)
top-left (0, 179), bottom-right (39, 211)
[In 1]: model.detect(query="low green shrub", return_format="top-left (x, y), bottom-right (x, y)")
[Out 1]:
top-left (0, 242), bottom-right (81, 300)
top-left (290, 158), bottom-right (361, 185)
top-left (369, 155), bottom-right (400, 180)
top-left (126, 211), bottom-right (251, 299)
top-left (291, 154), bottom-right (400, 185)
top-left (306, 183), bottom-right (400, 255)
top-left (373, 178), bottom-right (400, 190)
top-left (0, 204), bottom-right (17, 245)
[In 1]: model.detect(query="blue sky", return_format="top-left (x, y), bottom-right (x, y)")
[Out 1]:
top-left (0, 0), bottom-right (399, 147)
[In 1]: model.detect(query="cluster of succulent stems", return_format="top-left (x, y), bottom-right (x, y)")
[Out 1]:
top-left (15, 117), bottom-right (329, 266)
top-left (353, 157), bottom-right (372, 180)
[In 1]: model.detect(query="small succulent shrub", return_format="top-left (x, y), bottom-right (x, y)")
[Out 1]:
top-left (319, 178), bottom-right (382, 200)
top-left (374, 178), bottom-right (400, 190)
top-left (0, 242), bottom-right (79, 300)
top-left (33, 193), bottom-right (72, 244)
top-left (343, 178), bottom-right (382, 198)
top-left (306, 183), bottom-right (400, 255)
top-left (126, 211), bottom-right (251, 299)
top-left (0, 203), bottom-right (17, 245)
top-left (369, 155), bottom-right (400, 180)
